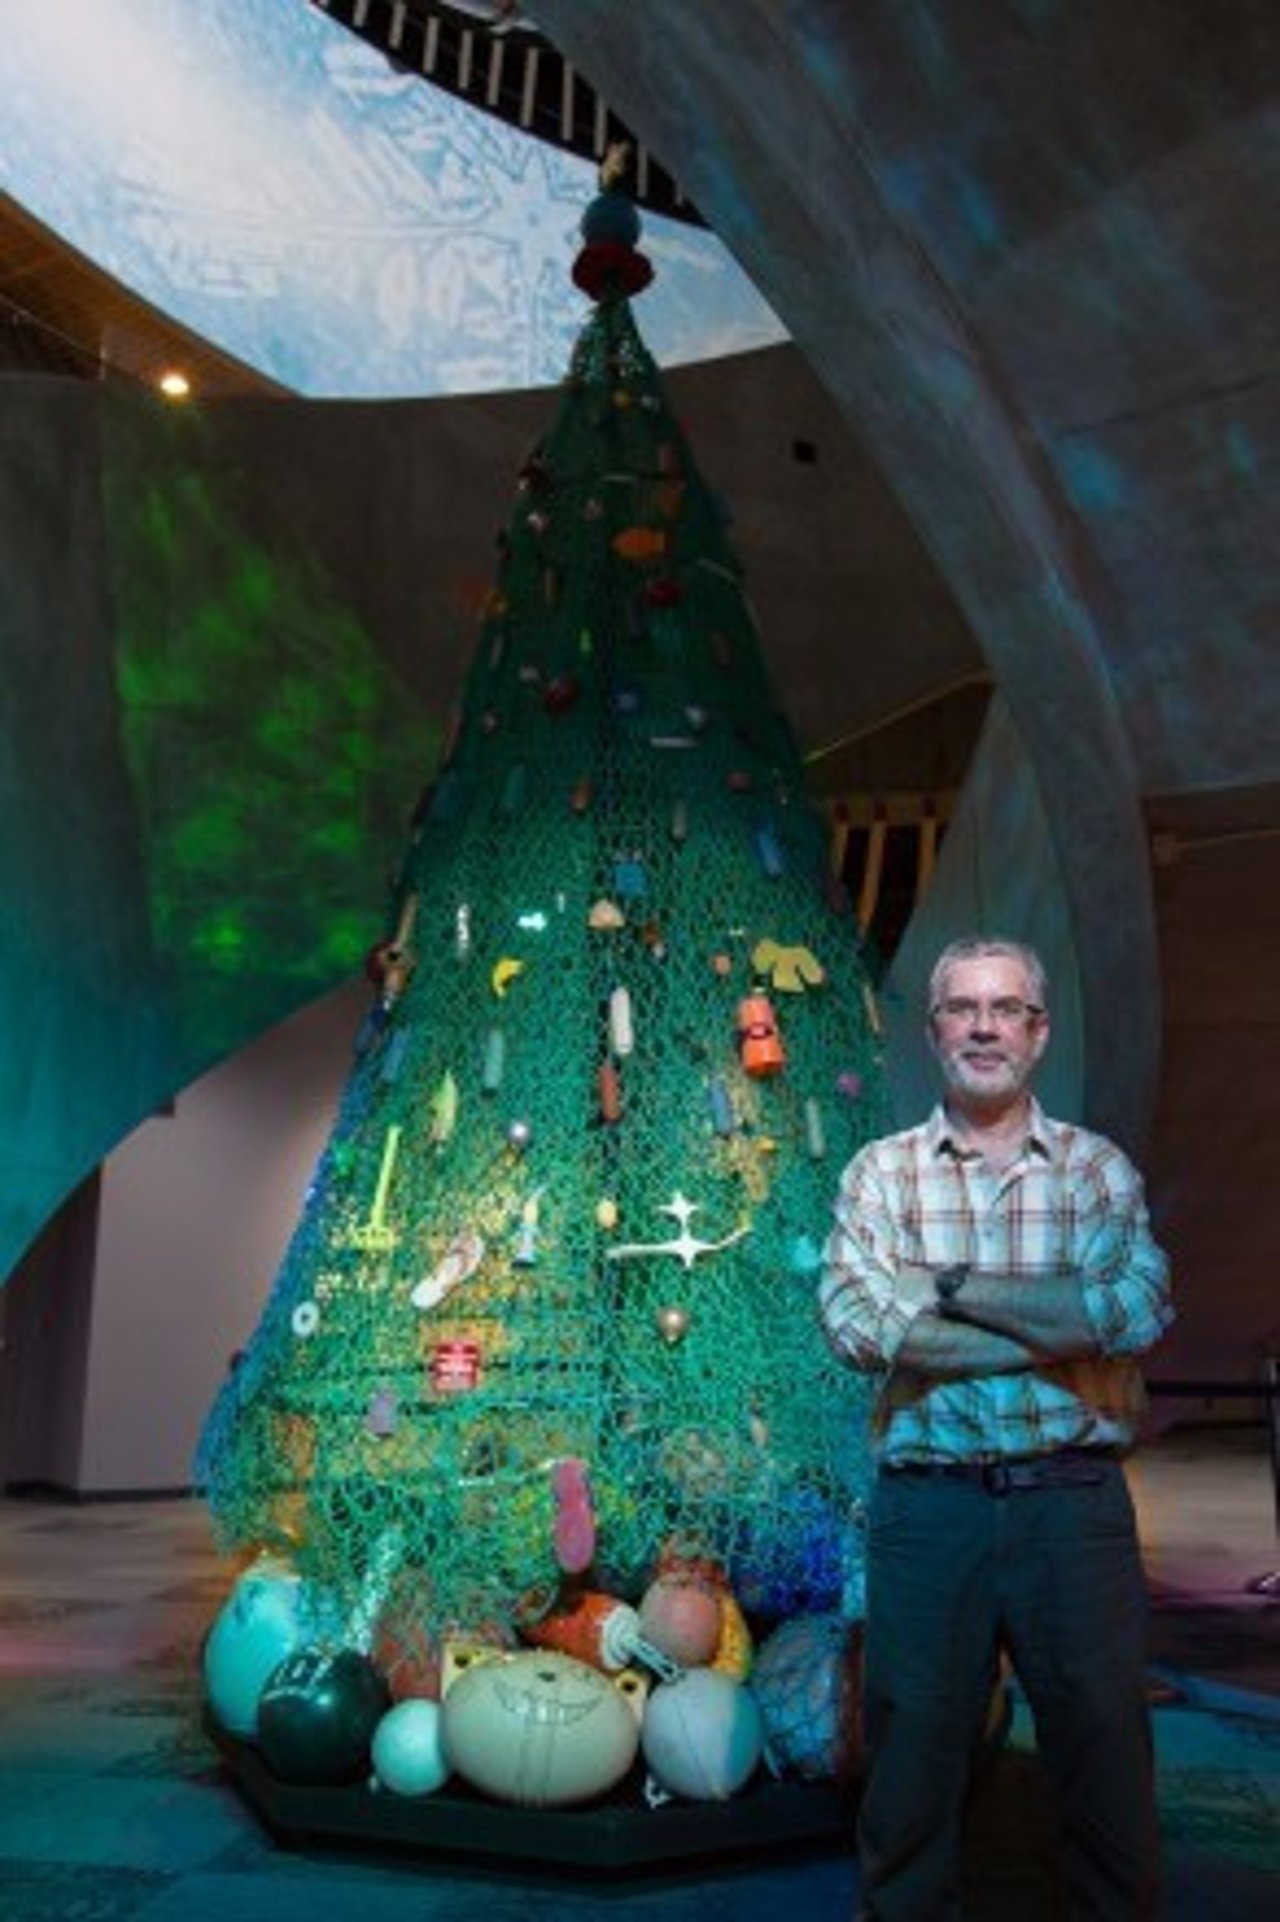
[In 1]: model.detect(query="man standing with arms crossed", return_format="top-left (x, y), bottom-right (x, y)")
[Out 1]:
top-left (821, 936), bottom-right (1173, 1920)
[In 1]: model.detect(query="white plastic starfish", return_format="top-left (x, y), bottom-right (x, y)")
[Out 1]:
top-left (605, 1192), bottom-right (750, 1271)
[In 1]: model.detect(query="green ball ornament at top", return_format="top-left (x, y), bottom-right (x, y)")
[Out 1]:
top-left (580, 189), bottom-right (641, 250)
top-left (257, 1645), bottom-right (389, 1785)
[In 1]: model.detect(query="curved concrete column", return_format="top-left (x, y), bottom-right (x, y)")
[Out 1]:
top-left (537, 0), bottom-right (1160, 1149)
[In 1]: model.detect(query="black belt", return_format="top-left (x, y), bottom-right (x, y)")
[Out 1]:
top-left (883, 1447), bottom-right (1117, 1495)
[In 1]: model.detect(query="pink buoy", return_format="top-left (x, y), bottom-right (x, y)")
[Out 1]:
top-left (637, 1576), bottom-right (722, 1667)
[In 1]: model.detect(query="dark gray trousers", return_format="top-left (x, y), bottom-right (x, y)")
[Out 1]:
top-left (857, 1460), bottom-right (1158, 1920)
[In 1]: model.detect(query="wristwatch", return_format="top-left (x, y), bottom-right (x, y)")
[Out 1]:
top-left (934, 1261), bottom-right (972, 1306)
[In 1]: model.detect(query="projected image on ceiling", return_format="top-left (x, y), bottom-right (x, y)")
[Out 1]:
top-left (1, 0), bottom-right (785, 397)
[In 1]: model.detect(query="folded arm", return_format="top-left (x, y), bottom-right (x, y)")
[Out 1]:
top-left (819, 1156), bottom-right (1036, 1380)
top-left (939, 1269), bottom-right (1097, 1358)
top-left (943, 1147), bottom-right (1172, 1361)
top-left (892, 1308), bottom-right (1038, 1377)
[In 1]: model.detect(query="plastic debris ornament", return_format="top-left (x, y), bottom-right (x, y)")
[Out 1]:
top-left (513, 1190), bottom-right (542, 1266)
top-left (606, 1192), bottom-right (751, 1271)
top-left (656, 1304), bottom-right (690, 1345)
top-left (598, 1061), bottom-right (622, 1123)
top-left (374, 1619), bottom-right (443, 1702)
top-left (430, 1339), bottom-right (483, 1395)
top-left (411, 1230), bottom-right (485, 1311)
top-left (345, 1125), bottom-right (404, 1248)
top-left (738, 993), bottom-right (786, 1076)
top-left (491, 957), bottom-right (525, 998)
top-left (551, 1457), bottom-right (597, 1574)
top-left (364, 1386), bottom-right (399, 1438)
top-left (544, 671), bottom-right (580, 714)
top-left (522, 1590), bottom-right (649, 1674)
top-left (710, 1592), bottom-right (755, 1680)
top-left (613, 526), bottom-right (667, 563)
top-left (789, 1233), bottom-right (825, 1276)
top-left (481, 1027), bottom-right (507, 1093)
top-left (732, 1487), bottom-right (852, 1616)
top-left (752, 939), bottom-right (826, 994)
top-left (364, 894), bottom-right (418, 1008)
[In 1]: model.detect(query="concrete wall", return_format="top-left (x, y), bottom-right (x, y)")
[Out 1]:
top-left (0, 1176), bottom-right (99, 1489)
top-left (0, 977), bottom-right (366, 1493)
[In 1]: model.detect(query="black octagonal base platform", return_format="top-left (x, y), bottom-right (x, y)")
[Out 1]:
top-left (208, 1719), bottom-right (855, 1873)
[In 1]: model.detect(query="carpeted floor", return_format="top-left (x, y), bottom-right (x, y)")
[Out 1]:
top-left (0, 1423), bottom-right (1275, 1919)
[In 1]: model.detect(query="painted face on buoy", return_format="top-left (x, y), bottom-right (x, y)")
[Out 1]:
top-left (442, 1649), bottom-right (639, 1806)
top-left (494, 1664), bottom-right (601, 1729)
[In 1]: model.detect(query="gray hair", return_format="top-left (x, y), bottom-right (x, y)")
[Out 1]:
top-left (928, 936), bottom-right (1048, 1013)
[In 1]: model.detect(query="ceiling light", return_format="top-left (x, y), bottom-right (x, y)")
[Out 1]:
top-left (158, 370), bottom-right (191, 399)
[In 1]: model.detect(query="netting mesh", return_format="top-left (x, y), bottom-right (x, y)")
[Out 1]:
top-left (197, 221), bottom-right (888, 1649)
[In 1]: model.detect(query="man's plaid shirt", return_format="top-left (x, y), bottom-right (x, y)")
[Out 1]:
top-left (818, 1100), bottom-right (1173, 1465)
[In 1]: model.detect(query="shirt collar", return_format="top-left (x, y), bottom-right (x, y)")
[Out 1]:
top-left (927, 1097), bottom-right (1055, 1163)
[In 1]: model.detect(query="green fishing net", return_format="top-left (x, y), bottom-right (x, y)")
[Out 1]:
top-left (197, 193), bottom-right (887, 1650)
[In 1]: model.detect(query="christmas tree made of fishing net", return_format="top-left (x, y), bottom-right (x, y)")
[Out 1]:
top-left (197, 179), bottom-right (888, 1657)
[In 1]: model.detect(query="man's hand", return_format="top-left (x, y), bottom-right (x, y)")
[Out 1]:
top-left (893, 1263), bottom-right (940, 1315)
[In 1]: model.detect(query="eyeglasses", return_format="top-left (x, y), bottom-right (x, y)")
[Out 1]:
top-left (933, 997), bottom-right (1044, 1027)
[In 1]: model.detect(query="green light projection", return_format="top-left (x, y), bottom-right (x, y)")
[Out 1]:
top-left (102, 392), bottom-right (437, 1066)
